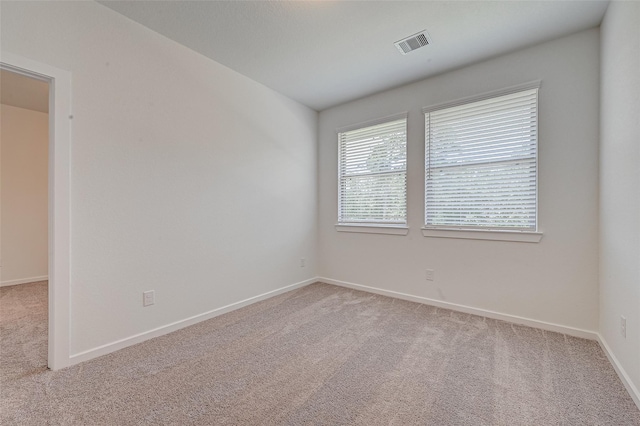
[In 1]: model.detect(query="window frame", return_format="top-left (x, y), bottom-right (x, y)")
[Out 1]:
top-left (421, 82), bottom-right (543, 242)
top-left (336, 112), bottom-right (409, 235)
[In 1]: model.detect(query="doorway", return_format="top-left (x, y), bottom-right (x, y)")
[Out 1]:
top-left (0, 54), bottom-right (71, 370)
top-left (0, 69), bottom-right (50, 370)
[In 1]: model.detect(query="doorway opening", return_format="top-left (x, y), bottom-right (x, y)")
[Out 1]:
top-left (0, 69), bottom-right (50, 371)
top-left (0, 55), bottom-right (71, 370)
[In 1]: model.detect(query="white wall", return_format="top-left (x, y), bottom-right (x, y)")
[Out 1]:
top-left (319, 29), bottom-right (600, 333)
top-left (0, 1), bottom-right (317, 357)
top-left (599, 0), bottom-right (640, 398)
top-left (0, 104), bottom-right (49, 285)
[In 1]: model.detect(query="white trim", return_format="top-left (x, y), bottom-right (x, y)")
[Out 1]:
top-left (69, 278), bottom-right (317, 365)
top-left (421, 227), bottom-right (543, 242)
top-left (421, 80), bottom-right (542, 114)
top-left (336, 224), bottom-right (409, 235)
top-left (0, 276), bottom-right (49, 287)
top-left (319, 277), bottom-right (597, 340)
top-left (597, 334), bottom-right (640, 410)
top-left (64, 274), bottom-right (640, 411)
top-left (335, 111), bottom-right (408, 134)
top-left (0, 53), bottom-right (72, 371)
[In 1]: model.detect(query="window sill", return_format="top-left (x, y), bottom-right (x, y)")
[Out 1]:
top-left (336, 224), bottom-right (409, 235)
top-left (421, 227), bottom-right (543, 243)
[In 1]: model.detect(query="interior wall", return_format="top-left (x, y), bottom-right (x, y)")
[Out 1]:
top-left (319, 29), bottom-right (600, 332)
top-left (0, 1), bottom-right (318, 357)
top-left (599, 0), bottom-right (640, 397)
top-left (0, 104), bottom-right (49, 285)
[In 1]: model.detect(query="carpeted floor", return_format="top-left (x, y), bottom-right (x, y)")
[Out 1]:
top-left (1, 281), bottom-right (639, 425)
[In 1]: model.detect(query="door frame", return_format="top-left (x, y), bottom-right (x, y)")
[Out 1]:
top-left (1, 52), bottom-right (71, 370)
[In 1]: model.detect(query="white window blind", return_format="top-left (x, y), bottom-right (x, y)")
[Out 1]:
top-left (424, 87), bottom-right (539, 230)
top-left (338, 116), bottom-right (407, 225)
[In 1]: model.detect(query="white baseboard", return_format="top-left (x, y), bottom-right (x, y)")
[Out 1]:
top-left (319, 277), bottom-right (598, 341)
top-left (69, 277), bottom-right (317, 365)
top-left (597, 334), bottom-right (640, 410)
top-left (0, 275), bottom-right (48, 287)
top-left (66, 276), bottom-right (640, 411)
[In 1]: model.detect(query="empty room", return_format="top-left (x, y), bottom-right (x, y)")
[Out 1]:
top-left (0, 0), bottom-right (638, 424)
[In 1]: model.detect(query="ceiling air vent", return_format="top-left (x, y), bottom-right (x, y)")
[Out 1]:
top-left (394, 30), bottom-right (431, 55)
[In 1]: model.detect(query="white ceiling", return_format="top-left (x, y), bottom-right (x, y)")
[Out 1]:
top-left (99, 1), bottom-right (609, 111)
top-left (0, 69), bottom-right (49, 113)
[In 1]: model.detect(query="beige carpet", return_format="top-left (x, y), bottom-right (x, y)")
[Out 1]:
top-left (1, 281), bottom-right (639, 425)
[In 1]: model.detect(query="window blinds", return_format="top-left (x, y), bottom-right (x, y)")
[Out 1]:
top-left (338, 117), bottom-right (407, 225)
top-left (424, 88), bottom-right (538, 230)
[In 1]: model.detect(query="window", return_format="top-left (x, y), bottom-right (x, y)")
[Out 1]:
top-left (424, 84), bottom-right (539, 233)
top-left (337, 114), bottom-right (407, 230)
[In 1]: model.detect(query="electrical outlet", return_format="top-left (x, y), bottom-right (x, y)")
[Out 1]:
top-left (300, 258), bottom-right (306, 268)
top-left (425, 269), bottom-right (434, 281)
top-left (143, 290), bottom-right (155, 307)
top-left (621, 316), bottom-right (627, 338)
